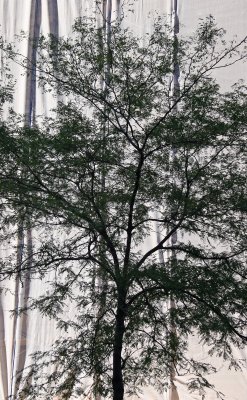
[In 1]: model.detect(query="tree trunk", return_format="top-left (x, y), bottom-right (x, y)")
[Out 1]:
top-left (112, 300), bottom-right (126, 400)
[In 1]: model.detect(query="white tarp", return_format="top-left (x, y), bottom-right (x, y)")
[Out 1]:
top-left (0, 1), bottom-right (246, 399)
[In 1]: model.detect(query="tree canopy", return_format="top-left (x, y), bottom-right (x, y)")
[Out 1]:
top-left (0, 15), bottom-right (246, 400)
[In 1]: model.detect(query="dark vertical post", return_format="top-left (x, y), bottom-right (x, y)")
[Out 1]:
top-left (10, 1), bottom-right (41, 398)
top-left (169, 2), bottom-right (180, 400)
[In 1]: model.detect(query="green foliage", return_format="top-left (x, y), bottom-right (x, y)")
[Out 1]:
top-left (0, 15), bottom-right (247, 400)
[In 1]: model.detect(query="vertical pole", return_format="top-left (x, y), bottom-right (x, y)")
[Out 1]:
top-left (10, 0), bottom-right (41, 397)
top-left (168, 2), bottom-right (180, 400)
top-left (93, 2), bottom-right (112, 398)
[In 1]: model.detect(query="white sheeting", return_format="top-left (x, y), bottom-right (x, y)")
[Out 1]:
top-left (0, 1), bottom-right (246, 399)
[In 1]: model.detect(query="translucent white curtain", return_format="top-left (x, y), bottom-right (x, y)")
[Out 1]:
top-left (0, 1), bottom-right (246, 399)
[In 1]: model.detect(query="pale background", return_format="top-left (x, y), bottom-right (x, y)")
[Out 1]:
top-left (0, 1), bottom-right (246, 399)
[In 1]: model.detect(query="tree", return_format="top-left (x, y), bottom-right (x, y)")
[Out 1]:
top-left (0, 15), bottom-right (247, 400)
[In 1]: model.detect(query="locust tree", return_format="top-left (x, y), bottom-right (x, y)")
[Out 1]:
top-left (0, 16), bottom-right (247, 400)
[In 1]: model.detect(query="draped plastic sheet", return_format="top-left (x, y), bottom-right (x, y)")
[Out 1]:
top-left (0, 1), bottom-right (246, 399)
